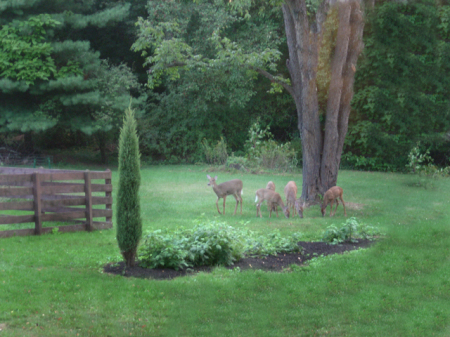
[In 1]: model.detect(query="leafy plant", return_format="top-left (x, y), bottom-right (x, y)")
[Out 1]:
top-left (201, 137), bottom-right (228, 165)
top-left (225, 155), bottom-right (248, 171)
top-left (139, 219), bottom-right (303, 270)
top-left (322, 217), bottom-right (381, 244)
top-left (258, 140), bottom-right (298, 172)
top-left (406, 143), bottom-right (433, 174)
top-left (244, 118), bottom-right (273, 161)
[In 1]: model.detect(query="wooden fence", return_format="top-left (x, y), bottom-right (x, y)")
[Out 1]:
top-left (0, 167), bottom-right (113, 238)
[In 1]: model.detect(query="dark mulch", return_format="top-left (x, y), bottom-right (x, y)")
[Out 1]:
top-left (104, 240), bottom-right (375, 280)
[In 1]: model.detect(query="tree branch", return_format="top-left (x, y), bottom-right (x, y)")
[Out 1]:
top-left (248, 65), bottom-right (294, 96)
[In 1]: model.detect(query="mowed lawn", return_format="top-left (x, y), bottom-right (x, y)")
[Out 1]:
top-left (1, 165), bottom-right (449, 336)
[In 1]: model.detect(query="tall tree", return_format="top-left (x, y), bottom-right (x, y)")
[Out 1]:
top-left (133, 0), bottom-right (364, 201)
top-left (0, 0), bottom-right (146, 162)
top-left (348, 0), bottom-right (450, 170)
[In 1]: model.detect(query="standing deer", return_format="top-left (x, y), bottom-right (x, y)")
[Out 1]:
top-left (284, 181), bottom-right (301, 217)
top-left (207, 175), bottom-right (243, 215)
top-left (321, 186), bottom-right (347, 217)
top-left (255, 188), bottom-right (290, 218)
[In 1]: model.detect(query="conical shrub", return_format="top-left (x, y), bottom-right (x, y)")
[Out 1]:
top-left (116, 106), bottom-right (142, 267)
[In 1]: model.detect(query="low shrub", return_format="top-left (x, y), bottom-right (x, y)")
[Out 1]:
top-left (322, 217), bottom-right (382, 244)
top-left (258, 140), bottom-right (298, 172)
top-left (201, 137), bottom-right (228, 165)
top-left (138, 219), bottom-right (303, 270)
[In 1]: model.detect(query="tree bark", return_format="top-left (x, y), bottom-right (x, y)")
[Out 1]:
top-left (282, 0), bottom-right (364, 201)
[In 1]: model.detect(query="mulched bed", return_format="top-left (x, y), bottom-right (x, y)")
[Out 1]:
top-left (104, 239), bottom-right (375, 280)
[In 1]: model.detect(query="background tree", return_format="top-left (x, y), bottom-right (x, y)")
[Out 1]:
top-left (347, 0), bottom-right (450, 170)
top-left (116, 105), bottom-right (142, 268)
top-left (133, 0), bottom-right (364, 201)
top-left (0, 0), bottom-right (146, 162)
top-left (133, 0), bottom-right (294, 162)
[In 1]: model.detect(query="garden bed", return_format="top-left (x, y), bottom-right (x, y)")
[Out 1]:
top-left (104, 239), bottom-right (375, 280)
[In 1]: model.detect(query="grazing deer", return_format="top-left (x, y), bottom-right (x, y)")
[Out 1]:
top-left (266, 181), bottom-right (277, 212)
top-left (321, 186), bottom-right (347, 217)
top-left (255, 188), bottom-right (290, 218)
top-left (207, 175), bottom-right (243, 215)
top-left (284, 181), bottom-right (300, 217)
top-left (294, 198), bottom-right (305, 218)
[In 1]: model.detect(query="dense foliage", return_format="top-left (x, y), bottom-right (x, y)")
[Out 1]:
top-left (139, 220), bottom-right (302, 270)
top-left (347, 0), bottom-right (450, 170)
top-left (133, 0), bottom-right (296, 162)
top-left (0, 0), bottom-right (146, 162)
top-left (1, 0), bottom-right (449, 171)
top-left (116, 106), bottom-right (142, 267)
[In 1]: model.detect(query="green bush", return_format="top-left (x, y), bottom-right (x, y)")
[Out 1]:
top-left (138, 220), bottom-right (303, 270)
top-left (225, 155), bottom-right (248, 171)
top-left (258, 140), bottom-right (298, 172)
top-left (201, 137), bottom-right (228, 165)
top-left (322, 217), bottom-right (382, 245)
top-left (116, 106), bottom-right (142, 267)
top-left (244, 119), bottom-right (298, 172)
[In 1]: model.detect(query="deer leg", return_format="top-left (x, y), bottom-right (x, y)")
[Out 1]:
top-left (222, 196), bottom-right (227, 215)
top-left (233, 194), bottom-right (239, 215)
top-left (340, 196), bottom-right (347, 216)
top-left (329, 200), bottom-right (334, 217)
top-left (333, 199), bottom-right (340, 216)
top-left (216, 198), bottom-right (222, 215)
top-left (239, 194), bottom-right (243, 215)
top-left (257, 203), bottom-right (262, 218)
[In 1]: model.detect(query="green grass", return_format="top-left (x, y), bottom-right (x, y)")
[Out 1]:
top-left (1, 165), bottom-right (449, 336)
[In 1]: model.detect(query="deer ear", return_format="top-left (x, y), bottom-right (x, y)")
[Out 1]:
top-left (207, 175), bottom-right (211, 179)
top-left (214, 176), bottom-right (218, 180)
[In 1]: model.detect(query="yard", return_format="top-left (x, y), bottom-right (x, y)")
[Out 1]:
top-left (0, 165), bottom-right (449, 336)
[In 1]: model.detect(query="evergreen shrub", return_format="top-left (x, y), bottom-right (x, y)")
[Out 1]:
top-left (116, 106), bottom-right (142, 267)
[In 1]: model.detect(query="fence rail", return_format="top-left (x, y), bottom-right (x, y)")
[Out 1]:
top-left (0, 167), bottom-right (113, 238)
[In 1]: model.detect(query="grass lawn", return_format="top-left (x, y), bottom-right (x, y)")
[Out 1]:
top-left (0, 165), bottom-right (449, 336)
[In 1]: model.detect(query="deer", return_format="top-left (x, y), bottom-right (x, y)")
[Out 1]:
top-left (265, 181), bottom-right (277, 212)
top-left (321, 186), bottom-right (347, 217)
top-left (266, 181), bottom-right (276, 191)
top-left (207, 175), bottom-right (243, 215)
top-left (255, 188), bottom-right (290, 218)
top-left (294, 198), bottom-right (305, 218)
top-left (284, 181), bottom-right (302, 217)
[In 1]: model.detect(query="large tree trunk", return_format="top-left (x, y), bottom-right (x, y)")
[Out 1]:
top-left (282, 0), bottom-right (364, 202)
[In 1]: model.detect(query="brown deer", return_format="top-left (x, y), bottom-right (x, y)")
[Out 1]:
top-left (294, 198), bottom-right (305, 218)
top-left (207, 175), bottom-right (243, 215)
top-left (266, 181), bottom-right (277, 212)
top-left (255, 188), bottom-right (290, 218)
top-left (321, 186), bottom-right (347, 217)
top-left (284, 181), bottom-right (301, 217)
top-left (266, 181), bottom-right (276, 191)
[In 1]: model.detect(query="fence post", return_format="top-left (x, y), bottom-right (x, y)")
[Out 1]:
top-left (84, 170), bottom-right (93, 231)
top-left (105, 169), bottom-right (112, 225)
top-left (32, 172), bottom-right (42, 235)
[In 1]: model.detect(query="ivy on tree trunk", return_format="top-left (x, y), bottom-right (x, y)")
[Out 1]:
top-left (282, 0), bottom-right (364, 201)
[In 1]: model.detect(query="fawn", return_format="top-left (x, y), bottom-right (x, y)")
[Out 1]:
top-left (255, 188), bottom-right (290, 218)
top-left (321, 186), bottom-right (347, 217)
top-left (207, 175), bottom-right (243, 215)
